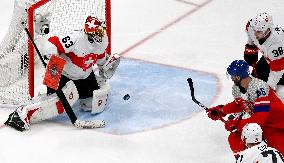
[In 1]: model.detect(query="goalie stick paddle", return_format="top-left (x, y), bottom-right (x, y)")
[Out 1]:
top-left (24, 28), bottom-right (104, 129)
top-left (187, 78), bottom-right (226, 123)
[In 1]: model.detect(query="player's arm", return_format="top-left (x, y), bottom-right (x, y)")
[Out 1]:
top-left (244, 20), bottom-right (259, 67)
top-left (207, 99), bottom-right (247, 121)
top-left (266, 43), bottom-right (284, 89)
top-left (36, 33), bottom-right (75, 64)
top-left (207, 86), bottom-right (247, 121)
top-left (258, 148), bottom-right (284, 163)
top-left (238, 86), bottom-right (271, 130)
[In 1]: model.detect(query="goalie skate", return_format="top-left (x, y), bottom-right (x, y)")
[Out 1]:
top-left (4, 106), bottom-right (29, 132)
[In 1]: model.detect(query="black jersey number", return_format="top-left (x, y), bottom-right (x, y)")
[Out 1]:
top-left (62, 36), bottom-right (74, 48)
top-left (275, 27), bottom-right (284, 33)
top-left (261, 150), bottom-right (284, 163)
top-left (272, 47), bottom-right (284, 57)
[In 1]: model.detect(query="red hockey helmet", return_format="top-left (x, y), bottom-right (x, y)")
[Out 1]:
top-left (84, 16), bottom-right (102, 34)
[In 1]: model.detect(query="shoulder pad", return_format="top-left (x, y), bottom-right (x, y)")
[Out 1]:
top-left (248, 77), bottom-right (269, 101)
top-left (274, 25), bottom-right (284, 35)
top-left (58, 33), bottom-right (78, 51)
top-left (232, 85), bottom-right (242, 98)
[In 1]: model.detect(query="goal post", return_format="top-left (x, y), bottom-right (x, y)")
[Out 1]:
top-left (27, 0), bottom-right (49, 98)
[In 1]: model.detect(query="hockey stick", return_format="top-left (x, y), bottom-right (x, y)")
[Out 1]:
top-left (187, 78), bottom-right (225, 123)
top-left (24, 28), bottom-right (105, 128)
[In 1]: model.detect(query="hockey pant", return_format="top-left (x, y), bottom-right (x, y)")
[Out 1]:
top-left (19, 81), bottom-right (79, 125)
top-left (254, 56), bottom-right (284, 85)
top-left (47, 71), bottom-right (100, 99)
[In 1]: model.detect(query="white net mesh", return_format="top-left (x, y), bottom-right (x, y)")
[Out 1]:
top-left (40, 0), bottom-right (106, 37)
top-left (0, 0), bottom-right (108, 106)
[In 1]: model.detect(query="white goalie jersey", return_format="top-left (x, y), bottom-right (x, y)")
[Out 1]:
top-left (236, 141), bottom-right (284, 163)
top-left (35, 30), bottom-right (109, 80)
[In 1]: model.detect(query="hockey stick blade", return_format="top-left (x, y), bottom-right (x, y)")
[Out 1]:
top-left (187, 78), bottom-right (209, 111)
top-left (74, 119), bottom-right (106, 129)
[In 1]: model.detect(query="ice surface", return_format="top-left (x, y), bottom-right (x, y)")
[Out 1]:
top-left (1, 0), bottom-right (284, 162)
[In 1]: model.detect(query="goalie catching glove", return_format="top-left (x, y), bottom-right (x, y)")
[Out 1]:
top-left (98, 53), bottom-right (120, 79)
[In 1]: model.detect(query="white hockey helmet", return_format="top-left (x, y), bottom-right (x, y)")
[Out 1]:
top-left (251, 12), bottom-right (273, 32)
top-left (241, 123), bottom-right (263, 145)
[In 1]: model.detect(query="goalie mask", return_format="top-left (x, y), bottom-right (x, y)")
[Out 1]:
top-left (241, 123), bottom-right (263, 145)
top-left (84, 16), bottom-right (106, 43)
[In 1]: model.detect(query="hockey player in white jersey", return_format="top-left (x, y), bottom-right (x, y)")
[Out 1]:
top-left (244, 12), bottom-right (284, 101)
top-left (4, 13), bottom-right (120, 131)
top-left (236, 123), bottom-right (284, 163)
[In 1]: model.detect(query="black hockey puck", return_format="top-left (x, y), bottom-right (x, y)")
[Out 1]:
top-left (123, 94), bottom-right (130, 100)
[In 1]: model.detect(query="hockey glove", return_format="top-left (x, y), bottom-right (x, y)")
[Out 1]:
top-left (244, 44), bottom-right (258, 66)
top-left (206, 105), bottom-right (226, 121)
top-left (224, 119), bottom-right (239, 132)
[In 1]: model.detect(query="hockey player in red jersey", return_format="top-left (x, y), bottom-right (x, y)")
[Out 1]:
top-left (243, 12), bottom-right (284, 101)
top-left (236, 123), bottom-right (284, 163)
top-left (4, 13), bottom-right (120, 131)
top-left (207, 60), bottom-right (284, 155)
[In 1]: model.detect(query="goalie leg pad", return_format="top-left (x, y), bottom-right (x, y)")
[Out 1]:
top-left (15, 81), bottom-right (79, 125)
top-left (91, 82), bottom-right (110, 114)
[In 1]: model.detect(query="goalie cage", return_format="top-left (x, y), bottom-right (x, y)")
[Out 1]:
top-left (0, 0), bottom-right (111, 106)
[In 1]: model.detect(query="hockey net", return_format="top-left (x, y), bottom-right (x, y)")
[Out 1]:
top-left (0, 0), bottom-right (111, 106)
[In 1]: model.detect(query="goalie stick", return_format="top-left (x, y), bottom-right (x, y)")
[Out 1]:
top-left (187, 78), bottom-right (226, 123)
top-left (24, 28), bottom-right (105, 129)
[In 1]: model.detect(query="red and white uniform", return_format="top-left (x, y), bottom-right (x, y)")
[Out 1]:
top-left (247, 25), bottom-right (284, 89)
top-left (222, 77), bottom-right (284, 154)
top-left (236, 141), bottom-right (284, 163)
top-left (36, 30), bottom-right (108, 80)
